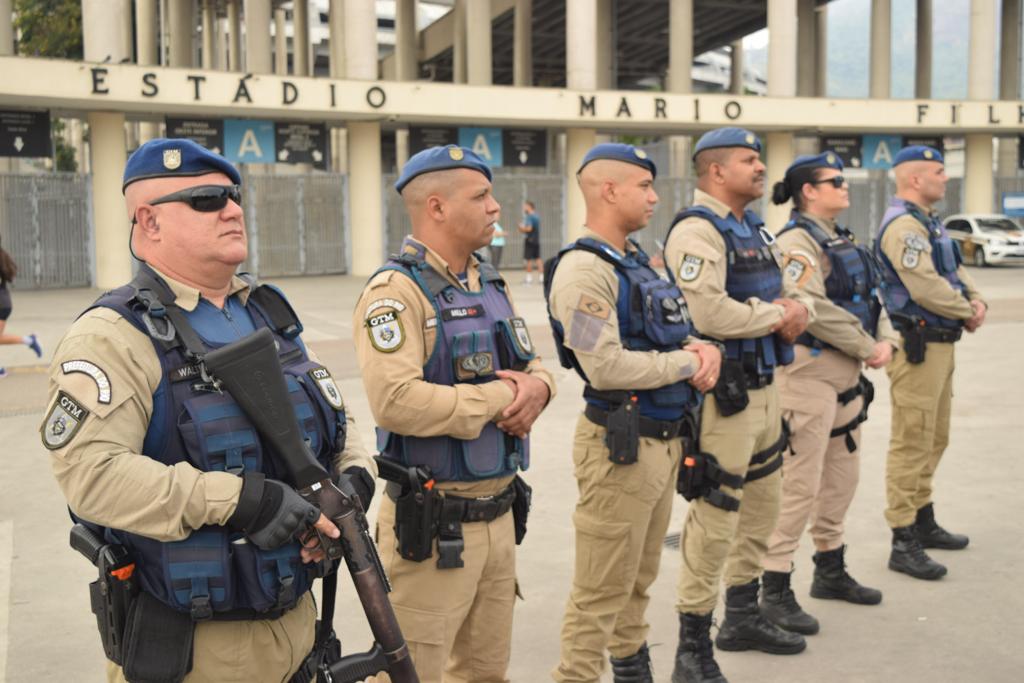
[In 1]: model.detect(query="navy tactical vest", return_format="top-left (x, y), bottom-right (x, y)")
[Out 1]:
top-left (778, 213), bottom-right (882, 350)
top-left (374, 239), bottom-right (533, 482)
top-left (545, 237), bottom-right (700, 421)
top-left (667, 206), bottom-right (794, 376)
top-left (86, 266), bottom-right (343, 621)
top-left (873, 199), bottom-right (966, 330)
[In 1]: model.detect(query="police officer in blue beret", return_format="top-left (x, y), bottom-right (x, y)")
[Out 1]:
top-left (547, 143), bottom-right (721, 683)
top-left (874, 145), bottom-right (986, 580)
top-left (42, 137), bottom-right (376, 682)
top-left (353, 144), bottom-right (554, 683)
top-left (664, 127), bottom-right (817, 682)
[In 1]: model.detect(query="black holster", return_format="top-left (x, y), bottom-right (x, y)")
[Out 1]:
top-left (892, 313), bottom-right (927, 364)
top-left (512, 475), bottom-right (532, 545)
top-left (713, 360), bottom-right (750, 416)
top-left (676, 451), bottom-right (743, 512)
top-left (85, 544), bottom-right (137, 666)
top-left (377, 458), bottom-right (439, 564)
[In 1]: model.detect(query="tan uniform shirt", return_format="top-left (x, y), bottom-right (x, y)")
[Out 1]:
top-left (879, 204), bottom-right (983, 320)
top-left (547, 228), bottom-right (701, 389)
top-left (777, 213), bottom-right (898, 360)
top-left (353, 238), bottom-right (555, 497)
top-left (42, 268), bottom-right (372, 542)
top-left (663, 189), bottom-right (816, 339)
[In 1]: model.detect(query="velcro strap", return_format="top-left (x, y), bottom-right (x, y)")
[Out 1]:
top-left (703, 488), bottom-right (740, 512)
top-left (745, 452), bottom-right (784, 482)
top-left (830, 419), bottom-right (861, 453)
top-left (836, 384), bottom-right (862, 405)
top-left (702, 456), bottom-right (745, 490)
top-left (750, 423), bottom-right (788, 465)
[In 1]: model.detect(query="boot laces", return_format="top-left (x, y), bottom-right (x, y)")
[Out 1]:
top-left (697, 618), bottom-right (724, 677)
top-left (777, 584), bottom-right (804, 615)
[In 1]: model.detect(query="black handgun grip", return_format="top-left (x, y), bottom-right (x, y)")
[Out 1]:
top-left (325, 643), bottom-right (390, 683)
top-left (71, 523), bottom-right (105, 566)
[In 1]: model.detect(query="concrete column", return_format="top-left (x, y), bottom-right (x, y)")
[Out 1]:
top-left (999, 0), bottom-right (1021, 174)
top-left (244, 0), bottom-right (272, 73)
top-left (729, 40), bottom-right (743, 94)
top-left (328, 0), bottom-right (346, 173)
top-left (466, 0), bottom-right (492, 85)
top-left (395, 0), bottom-right (417, 81)
top-left (768, 0), bottom-right (797, 97)
top-left (513, 0), bottom-right (532, 86)
top-left (0, 0), bottom-right (12, 56)
top-left (82, 0), bottom-right (133, 62)
top-left (89, 113), bottom-right (132, 287)
top-left (274, 7), bottom-right (288, 75)
top-left (869, 0), bottom-right (891, 98)
top-left (217, 17), bottom-right (230, 70)
top-left (566, 129), bottom-right (597, 241)
top-left (965, 134), bottom-right (994, 212)
top-left (595, 0), bottom-right (614, 88)
top-left (796, 0), bottom-right (816, 96)
top-left (227, 0), bottom-right (242, 71)
top-left (293, 0), bottom-right (310, 76)
top-left (668, 0), bottom-right (694, 178)
top-left (765, 132), bottom-right (795, 231)
top-left (967, 1), bottom-right (997, 206)
top-left (135, 0), bottom-right (161, 143)
top-left (346, 0), bottom-right (381, 275)
top-left (915, 0), bottom-right (932, 98)
top-left (566, 0), bottom-right (597, 91)
top-left (815, 4), bottom-right (828, 96)
top-left (167, 0), bottom-right (194, 67)
top-left (453, 0), bottom-right (467, 83)
top-left (201, 0), bottom-right (216, 69)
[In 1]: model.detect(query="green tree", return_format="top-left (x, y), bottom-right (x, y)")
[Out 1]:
top-left (51, 119), bottom-right (78, 172)
top-left (14, 0), bottom-right (83, 59)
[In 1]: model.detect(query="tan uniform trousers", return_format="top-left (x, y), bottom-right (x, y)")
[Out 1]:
top-left (676, 386), bottom-right (783, 614)
top-left (763, 346), bottom-right (864, 572)
top-left (370, 494), bottom-right (517, 683)
top-left (553, 413), bottom-right (683, 683)
top-left (107, 591), bottom-right (316, 683)
top-left (884, 339), bottom-right (956, 528)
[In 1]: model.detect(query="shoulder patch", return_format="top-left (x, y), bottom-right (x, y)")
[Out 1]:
top-left (365, 298), bottom-right (407, 315)
top-left (904, 233), bottom-right (928, 251)
top-left (308, 366), bottom-right (344, 410)
top-left (679, 255), bottom-right (704, 282)
top-left (41, 391), bottom-right (90, 450)
top-left (365, 309), bottom-right (405, 353)
top-left (902, 247), bottom-right (921, 269)
top-left (576, 294), bottom-right (611, 320)
top-left (61, 360), bottom-right (112, 404)
top-left (783, 252), bottom-right (815, 287)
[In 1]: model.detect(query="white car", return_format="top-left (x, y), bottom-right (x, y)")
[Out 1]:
top-left (943, 214), bottom-right (1024, 266)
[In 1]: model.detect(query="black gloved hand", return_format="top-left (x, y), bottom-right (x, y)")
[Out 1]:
top-left (228, 472), bottom-right (320, 550)
top-left (334, 466), bottom-right (375, 513)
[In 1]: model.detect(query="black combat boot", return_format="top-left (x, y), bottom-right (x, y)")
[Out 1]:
top-left (760, 570), bottom-right (820, 635)
top-left (889, 526), bottom-right (947, 580)
top-left (672, 612), bottom-right (728, 683)
top-left (610, 642), bottom-right (654, 683)
top-left (914, 503), bottom-right (969, 550)
top-left (810, 546), bottom-right (882, 605)
top-left (714, 580), bottom-right (806, 655)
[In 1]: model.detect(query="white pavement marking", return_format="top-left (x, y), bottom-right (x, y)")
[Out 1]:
top-left (0, 519), bottom-right (13, 683)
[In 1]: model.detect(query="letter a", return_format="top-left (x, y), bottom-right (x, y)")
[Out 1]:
top-left (873, 141), bottom-right (892, 165)
top-left (238, 129), bottom-right (263, 160)
top-left (472, 134), bottom-right (492, 160)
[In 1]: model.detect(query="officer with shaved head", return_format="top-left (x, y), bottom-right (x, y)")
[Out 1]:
top-left (353, 145), bottom-right (554, 683)
top-left (547, 143), bottom-right (721, 683)
top-left (873, 146), bottom-right (986, 581)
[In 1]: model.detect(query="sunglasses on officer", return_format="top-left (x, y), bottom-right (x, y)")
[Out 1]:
top-left (810, 175), bottom-right (846, 189)
top-left (145, 184), bottom-right (243, 213)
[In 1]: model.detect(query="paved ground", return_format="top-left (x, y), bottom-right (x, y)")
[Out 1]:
top-left (1, 264), bottom-right (1023, 682)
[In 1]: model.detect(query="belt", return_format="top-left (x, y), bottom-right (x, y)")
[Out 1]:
top-left (923, 327), bottom-right (962, 343)
top-left (584, 404), bottom-right (690, 440)
top-left (210, 604), bottom-right (293, 621)
top-left (386, 482), bottom-right (515, 523)
top-left (744, 372), bottom-right (773, 389)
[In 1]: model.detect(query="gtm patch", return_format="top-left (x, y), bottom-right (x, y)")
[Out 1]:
top-left (366, 310), bottom-right (405, 352)
top-left (41, 391), bottom-right (90, 450)
top-left (902, 247), bottom-right (921, 269)
top-left (308, 366), bottom-right (344, 410)
top-left (679, 255), bottom-right (704, 282)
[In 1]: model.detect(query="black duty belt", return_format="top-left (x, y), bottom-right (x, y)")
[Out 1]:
top-left (744, 372), bottom-right (774, 389)
top-left (386, 482), bottom-right (515, 523)
top-left (923, 328), bottom-right (962, 343)
top-left (584, 404), bottom-right (690, 440)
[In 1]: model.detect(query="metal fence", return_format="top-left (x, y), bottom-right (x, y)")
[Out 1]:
top-left (242, 173), bottom-right (348, 277)
top-left (0, 173), bottom-right (92, 289)
top-left (836, 174), bottom-right (967, 243)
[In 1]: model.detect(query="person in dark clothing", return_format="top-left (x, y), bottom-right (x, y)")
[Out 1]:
top-left (0, 244), bottom-right (42, 377)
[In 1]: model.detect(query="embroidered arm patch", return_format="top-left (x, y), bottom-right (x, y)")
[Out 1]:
top-left (678, 255), bottom-right (704, 282)
top-left (41, 391), bottom-right (90, 450)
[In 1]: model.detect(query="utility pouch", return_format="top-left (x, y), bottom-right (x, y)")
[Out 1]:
top-left (121, 591), bottom-right (195, 683)
top-left (676, 452), bottom-right (708, 501)
top-left (605, 396), bottom-right (640, 465)
top-left (512, 475), bottom-right (532, 545)
top-left (713, 360), bottom-right (750, 417)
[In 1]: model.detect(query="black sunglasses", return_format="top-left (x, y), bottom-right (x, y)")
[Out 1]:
top-left (148, 184), bottom-right (242, 212)
top-left (810, 175), bottom-right (846, 189)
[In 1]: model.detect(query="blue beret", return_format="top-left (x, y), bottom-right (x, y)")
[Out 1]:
top-left (787, 151), bottom-right (844, 175)
top-left (693, 127), bottom-right (762, 159)
top-left (123, 138), bottom-right (240, 192)
top-left (395, 145), bottom-right (492, 193)
top-left (577, 143), bottom-right (657, 179)
top-left (893, 145), bottom-right (944, 166)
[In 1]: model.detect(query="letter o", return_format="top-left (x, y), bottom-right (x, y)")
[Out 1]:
top-left (366, 86), bottom-right (386, 108)
top-left (724, 101), bottom-right (742, 120)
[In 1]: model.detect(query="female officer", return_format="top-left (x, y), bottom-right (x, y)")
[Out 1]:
top-left (758, 152), bottom-right (895, 635)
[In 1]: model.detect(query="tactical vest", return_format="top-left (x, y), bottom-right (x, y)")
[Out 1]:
top-left (545, 237), bottom-right (699, 421)
top-left (667, 206), bottom-right (794, 376)
top-left (86, 265), bottom-right (343, 621)
top-left (374, 240), bottom-right (534, 482)
top-left (873, 199), bottom-right (966, 330)
top-left (778, 213), bottom-right (882, 350)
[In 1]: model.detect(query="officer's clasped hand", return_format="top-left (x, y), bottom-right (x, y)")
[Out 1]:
top-left (684, 342), bottom-right (722, 393)
top-left (228, 472), bottom-right (321, 551)
top-left (771, 298), bottom-right (810, 343)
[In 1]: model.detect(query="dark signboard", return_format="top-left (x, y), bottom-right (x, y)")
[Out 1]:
top-left (274, 122), bottom-right (328, 169)
top-left (903, 135), bottom-right (944, 154)
top-left (503, 129), bottom-right (547, 167)
top-left (0, 110), bottom-right (51, 158)
top-left (819, 136), bottom-right (863, 168)
top-left (166, 117), bottom-right (225, 155)
top-left (410, 126), bottom-right (458, 153)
